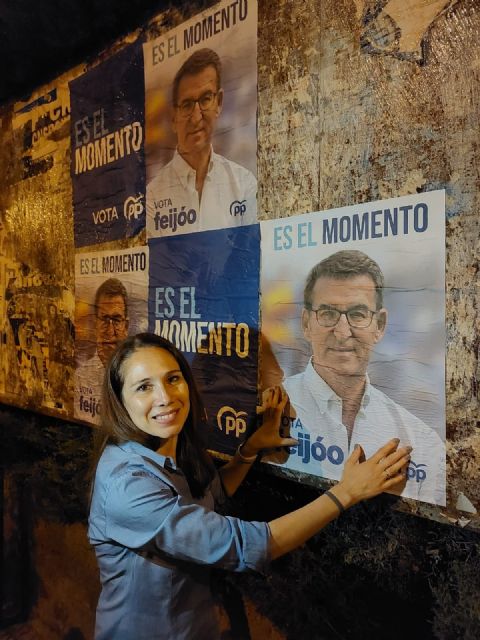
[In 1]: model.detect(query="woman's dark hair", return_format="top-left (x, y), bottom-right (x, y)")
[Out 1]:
top-left (91, 333), bottom-right (215, 499)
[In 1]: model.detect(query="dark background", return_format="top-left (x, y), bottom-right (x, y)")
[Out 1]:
top-left (0, 1), bottom-right (179, 106)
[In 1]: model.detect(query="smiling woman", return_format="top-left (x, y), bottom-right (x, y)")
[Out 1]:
top-left (88, 332), bottom-right (411, 640)
top-left (120, 346), bottom-right (191, 457)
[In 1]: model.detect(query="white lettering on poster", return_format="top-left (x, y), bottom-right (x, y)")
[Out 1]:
top-left (151, 0), bottom-right (249, 65)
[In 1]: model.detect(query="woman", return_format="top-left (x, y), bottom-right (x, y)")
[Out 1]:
top-left (89, 333), bottom-right (411, 639)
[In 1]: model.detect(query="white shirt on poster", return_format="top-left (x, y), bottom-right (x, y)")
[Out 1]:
top-left (74, 349), bottom-right (103, 425)
top-left (282, 359), bottom-right (446, 506)
top-left (147, 148), bottom-right (257, 237)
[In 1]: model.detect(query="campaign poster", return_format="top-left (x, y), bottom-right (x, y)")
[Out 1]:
top-left (144, 0), bottom-right (257, 238)
top-left (70, 43), bottom-right (146, 247)
top-left (260, 190), bottom-right (446, 506)
top-left (13, 82), bottom-right (70, 181)
top-left (148, 225), bottom-right (260, 454)
top-left (74, 247), bottom-right (149, 424)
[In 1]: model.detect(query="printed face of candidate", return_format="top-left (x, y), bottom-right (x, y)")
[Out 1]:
top-left (172, 65), bottom-right (223, 159)
top-left (95, 294), bottom-right (129, 366)
top-left (302, 275), bottom-right (387, 380)
top-left (120, 346), bottom-right (191, 453)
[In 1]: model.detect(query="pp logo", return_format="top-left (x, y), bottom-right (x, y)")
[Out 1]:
top-left (407, 462), bottom-right (427, 483)
top-left (229, 200), bottom-right (246, 216)
top-left (217, 406), bottom-right (247, 438)
top-left (124, 194), bottom-right (144, 220)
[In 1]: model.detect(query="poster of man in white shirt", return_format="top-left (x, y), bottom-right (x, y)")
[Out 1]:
top-left (74, 248), bottom-right (148, 424)
top-left (260, 191), bottom-right (446, 506)
top-left (143, 0), bottom-right (257, 237)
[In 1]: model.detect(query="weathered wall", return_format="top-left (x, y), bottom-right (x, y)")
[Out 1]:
top-left (258, 0), bottom-right (479, 524)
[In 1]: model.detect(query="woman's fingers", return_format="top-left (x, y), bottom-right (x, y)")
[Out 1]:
top-left (256, 386), bottom-right (288, 414)
top-left (278, 437), bottom-right (299, 447)
top-left (383, 462), bottom-right (409, 488)
top-left (268, 387), bottom-right (289, 415)
top-left (276, 388), bottom-right (289, 412)
top-left (344, 444), bottom-right (364, 467)
top-left (380, 450), bottom-right (411, 481)
top-left (381, 446), bottom-right (412, 470)
top-left (369, 438), bottom-right (401, 464)
top-left (340, 440), bottom-right (412, 503)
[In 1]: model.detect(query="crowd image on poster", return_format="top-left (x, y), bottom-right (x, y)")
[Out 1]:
top-left (260, 191), bottom-right (446, 506)
top-left (148, 225), bottom-right (260, 454)
top-left (144, 0), bottom-right (257, 238)
top-left (74, 247), bottom-right (149, 424)
top-left (70, 43), bottom-right (146, 248)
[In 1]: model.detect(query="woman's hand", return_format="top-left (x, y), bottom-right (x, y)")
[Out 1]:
top-left (240, 386), bottom-right (298, 458)
top-left (333, 438), bottom-right (412, 508)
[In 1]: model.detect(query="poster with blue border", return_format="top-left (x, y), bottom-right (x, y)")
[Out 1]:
top-left (70, 43), bottom-right (146, 247)
top-left (260, 190), bottom-right (446, 506)
top-left (143, 0), bottom-right (258, 238)
top-left (148, 224), bottom-right (260, 453)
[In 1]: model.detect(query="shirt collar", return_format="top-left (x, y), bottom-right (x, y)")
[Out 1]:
top-left (171, 147), bottom-right (215, 188)
top-left (118, 440), bottom-right (178, 470)
top-left (304, 358), bottom-right (371, 410)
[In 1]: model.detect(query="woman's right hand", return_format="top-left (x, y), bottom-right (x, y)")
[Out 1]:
top-left (334, 438), bottom-right (412, 508)
top-left (269, 438), bottom-right (412, 560)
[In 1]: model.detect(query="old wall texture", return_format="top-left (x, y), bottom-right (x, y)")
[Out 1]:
top-left (258, 0), bottom-right (479, 525)
top-left (0, 0), bottom-right (479, 638)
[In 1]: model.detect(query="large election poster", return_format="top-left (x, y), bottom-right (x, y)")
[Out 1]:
top-left (260, 191), bottom-right (446, 506)
top-left (70, 43), bottom-right (146, 247)
top-left (144, 0), bottom-right (257, 237)
top-left (148, 225), bottom-right (260, 454)
top-left (74, 247), bottom-right (149, 424)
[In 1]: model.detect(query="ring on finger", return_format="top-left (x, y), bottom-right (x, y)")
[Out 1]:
top-left (384, 468), bottom-right (392, 479)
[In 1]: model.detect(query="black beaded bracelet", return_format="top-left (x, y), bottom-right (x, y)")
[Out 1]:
top-left (324, 489), bottom-right (346, 514)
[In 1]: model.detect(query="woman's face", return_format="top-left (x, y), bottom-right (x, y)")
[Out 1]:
top-left (120, 346), bottom-right (190, 445)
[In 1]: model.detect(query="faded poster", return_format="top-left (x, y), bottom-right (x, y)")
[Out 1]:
top-left (74, 247), bottom-right (148, 423)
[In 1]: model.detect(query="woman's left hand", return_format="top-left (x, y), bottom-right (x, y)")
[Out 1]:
top-left (240, 386), bottom-right (298, 457)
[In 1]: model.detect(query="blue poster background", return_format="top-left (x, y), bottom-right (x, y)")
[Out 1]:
top-left (148, 225), bottom-right (260, 455)
top-left (70, 43), bottom-right (145, 247)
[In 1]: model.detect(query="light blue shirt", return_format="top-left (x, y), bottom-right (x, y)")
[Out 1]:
top-left (89, 441), bottom-right (270, 639)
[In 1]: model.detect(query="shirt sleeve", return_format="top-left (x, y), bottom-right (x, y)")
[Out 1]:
top-left (209, 467), bottom-right (227, 506)
top-left (103, 468), bottom-right (270, 573)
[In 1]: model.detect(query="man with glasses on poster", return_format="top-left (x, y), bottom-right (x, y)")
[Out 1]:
top-left (147, 48), bottom-right (257, 236)
top-left (94, 278), bottom-right (129, 367)
top-left (75, 278), bottom-right (129, 422)
top-left (283, 250), bottom-right (445, 505)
